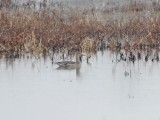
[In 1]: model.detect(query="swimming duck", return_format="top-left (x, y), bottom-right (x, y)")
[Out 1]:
top-left (56, 52), bottom-right (84, 69)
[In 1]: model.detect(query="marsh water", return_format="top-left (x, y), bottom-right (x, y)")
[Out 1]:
top-left (0, 50), bottom-right (160, 120)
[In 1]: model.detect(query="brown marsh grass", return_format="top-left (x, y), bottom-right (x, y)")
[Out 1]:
top-left (0, 0), bottom-right (160, 60)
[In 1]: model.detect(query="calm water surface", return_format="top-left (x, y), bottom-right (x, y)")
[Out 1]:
top-left (0, 51), bottom-right (160, 120)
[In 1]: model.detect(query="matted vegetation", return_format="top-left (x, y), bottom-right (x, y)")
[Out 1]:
top-left (0, 0), bottom-right (160, 60)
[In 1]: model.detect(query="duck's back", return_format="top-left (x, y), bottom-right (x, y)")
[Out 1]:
top-left (56, 61), bottom-right (76, 67)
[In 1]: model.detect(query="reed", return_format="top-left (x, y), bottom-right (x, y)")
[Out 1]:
top-left (0, 0), bottom-right (160, 59)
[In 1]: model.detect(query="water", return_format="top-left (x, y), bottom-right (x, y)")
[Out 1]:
top-left (0, 51), bottom-right (160, 120)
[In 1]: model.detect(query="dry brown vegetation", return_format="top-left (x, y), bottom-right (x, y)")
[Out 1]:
top-left (0, 0), bottom-right (160, 59)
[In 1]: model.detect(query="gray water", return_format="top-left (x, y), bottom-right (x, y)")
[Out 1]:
top-left (0, 51), bottom-right (160, 120)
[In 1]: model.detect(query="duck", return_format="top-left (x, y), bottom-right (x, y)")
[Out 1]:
top-left (55, 52), bottom-right (84, 69)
